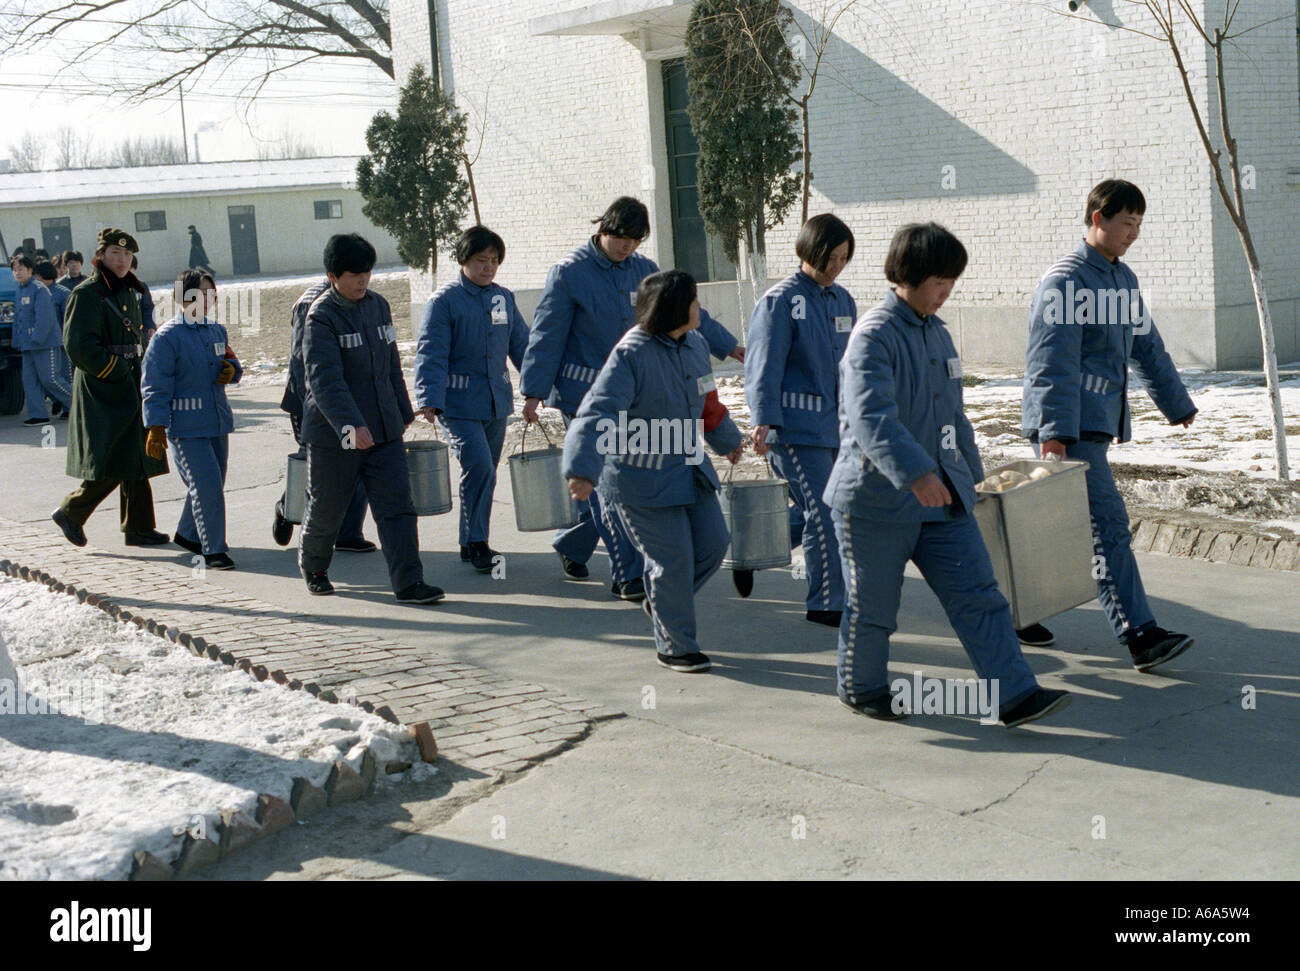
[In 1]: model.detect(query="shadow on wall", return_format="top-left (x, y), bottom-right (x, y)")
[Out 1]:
top-left (792, 6), bottom-right (1037, 204)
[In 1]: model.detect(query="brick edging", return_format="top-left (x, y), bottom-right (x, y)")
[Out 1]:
top-left (1129, 518), bottom-right (1300, 571)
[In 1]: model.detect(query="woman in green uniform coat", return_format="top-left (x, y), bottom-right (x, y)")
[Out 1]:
top-left (51, 228), bottom-right (169, 548)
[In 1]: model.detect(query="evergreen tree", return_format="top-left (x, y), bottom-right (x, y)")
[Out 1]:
top-left (357, 65), bottom-right (470, 273)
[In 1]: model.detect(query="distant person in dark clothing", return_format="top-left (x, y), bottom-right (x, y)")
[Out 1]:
top-left (58, 250), bottom-right (86, 290)
top-left (131, 255), bottom-right (156, 341)
top-left (187, 225), bottom-right (212, 272)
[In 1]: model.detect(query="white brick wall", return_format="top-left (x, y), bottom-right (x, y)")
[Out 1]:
top-left (389, 0), bottom-right (1299, 368)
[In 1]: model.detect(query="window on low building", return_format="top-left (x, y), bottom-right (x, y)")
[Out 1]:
top-left (134, 211), bottom-right (167, 232)
top-left (314, 200), bottom-right (343, 220)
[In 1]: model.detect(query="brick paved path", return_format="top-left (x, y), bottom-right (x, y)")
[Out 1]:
top-left (0, 518), bottom-right (610, 775)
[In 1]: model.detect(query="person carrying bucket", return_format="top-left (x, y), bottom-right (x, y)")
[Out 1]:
top-left (825, 222), bottom-right (1070, 727)
top-left (563, 270), bottom-right (743, 673)
top-left (745, 214), bottom-right (857, 627)
top-left (140, 269), bottom-right (242, 570)
top-left (298, 233), bottom-right (444, 606)
top-left (520, 196), bottom-right (744, 601)
top-left (415, 226), bottom-right (529, 573)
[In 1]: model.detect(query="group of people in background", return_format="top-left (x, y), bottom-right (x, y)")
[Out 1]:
top-left (8, 248), bottom-right (86, 426)
top-left (28, 178), bottom-right (1199, 728)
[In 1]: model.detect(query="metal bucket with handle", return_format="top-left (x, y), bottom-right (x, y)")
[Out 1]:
top-left (509, 421), bottom-right (580, 532)
top-left (406, 429), bottom-right (453, 516)
top-left (284, 452), bottom-right (307, 525)
top-left (719, 460), bottom-right (791, 571)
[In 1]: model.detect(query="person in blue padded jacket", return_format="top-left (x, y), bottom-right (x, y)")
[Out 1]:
top-left (140, 270), bottom-right (242, 570)
top-left (521, 196), bottom-right (744, 600)
top-left (10, 255), bottom-right (73, 426)
top-left (745, 213), bottom-right (857, 626)
top-left (1021, 179), bottom-right (1196, 671)
top-left (415, 225), bottom-right (529, 573)
top-left (825, 223), bottom-right (1071, 728)
top-left (563, 269), bottom-right (744, 673)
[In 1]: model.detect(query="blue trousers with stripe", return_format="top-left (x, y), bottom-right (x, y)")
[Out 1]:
top-left (1038, 439), bottom-right (1154, 637)
top-left (171, 435), bottom-right (230, 555)
top-left (613, 486), bottom-right (730, 657)
top-left (439, 415), bottom-right (507, 547)
top-left (21, 348), bottom-right (72, 420)
top-left (553, 413), bottom-right (644, 584)
top-left (832, 507), bottom-right (1038, 713)
top-left (769, 443), bottom-right (844, 611)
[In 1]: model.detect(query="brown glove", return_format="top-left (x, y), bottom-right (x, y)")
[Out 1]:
top-left (145, 425), bottom-right (167, 460)
top-left (218, 359), bottom-right (236, 384)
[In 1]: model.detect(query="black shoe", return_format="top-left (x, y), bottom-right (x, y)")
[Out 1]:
top-left (204, 552), bottom-right (237, 571)
top-left (59, 411), bottom-right (70, 421)
top-left (49, 401), bottom-right (63, 418)
top-left (51, 508), bottom-right (86, 547)
top-left (1126, 627), bottom-right (1194, 673)
top-left (304, 571), bottom-right (334, 596)
top-left (124, 529), bottom-right (169, 546)
top-left (839, 690), bottom-right (908, 720)
top-left (272, 500), bottom-right (293, 547)
top-left (395, 582), bottom-right (445, 605)
top-left (460, 546), bottom-right (471, 562)
top-left (806, 609), bottom-right (842, 627)
top-left (23, 417), bottom-right (49, 426)
top-left (732, 569), bottom-right (754, 598)
top-left (559, 554), bottom-right (590, 581)
top-left (173, 533), bottom-right (202, 555)
top-left (1016, 623), bottom-right (1056, 647)
top-left (465, 541), bottom-right (497, 574)
top-left (612, 578), bottom-right (646, 602)
top-left (657, 652), bottom-right (711, 673)
top-left (335, 538), bottom-right (378, 553)
top-left (1001, 688), bottom-right (1072, 728)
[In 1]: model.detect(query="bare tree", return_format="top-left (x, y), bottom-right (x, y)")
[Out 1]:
top-left (6, 0), bottom-right (392, 105)
top-left (6, 131), bottom-right (46, 173)
top-left (108, 134), bottom-right (187, 167)
top-left (255, 126), bottom-right (319, 160)
top-left (1063, 0), bottom-right (1292, 480)
top-left (52, 126), bottom-right (98, 169)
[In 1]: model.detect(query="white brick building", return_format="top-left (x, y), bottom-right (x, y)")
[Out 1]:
top-left (391, 0), bottom-right (1300, 369)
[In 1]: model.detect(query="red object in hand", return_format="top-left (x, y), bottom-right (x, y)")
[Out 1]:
top-left (223, 344), bottom-right (236, 359)
top-left (702, 389), bottom-right (728, 433)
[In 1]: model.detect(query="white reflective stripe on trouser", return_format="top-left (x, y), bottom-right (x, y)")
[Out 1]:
top-left (612, 503), bottom-right (679, 655)
top-left (45, 350), bottom-right (72, 400)
top-left (840, 508), bottom-right (860, 699)
top-left (171, 440), bottom-right (210, 553)
top-left (786, 447), bottom-right (832, 609)
top-left (1089, 512), bottom-right (1129, 631)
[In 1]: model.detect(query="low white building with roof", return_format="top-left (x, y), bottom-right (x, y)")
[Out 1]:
top-left (0, 157), bottom-right (401, 284)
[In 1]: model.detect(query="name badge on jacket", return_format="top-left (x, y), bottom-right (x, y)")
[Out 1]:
top-left (629, 291), bottom-right (637, 307)
top-left (491, 307), bottom-right (508, 326)
top-left (835, 316), bottom-right (853, 333)
top-left (378, 325), bottom-right (398, 343)
top-left (946, 357), bottom-right (963, 379)
top-left (213, 342), bottom-right (225, 356)
top-left (696, 374), bottom-right (716, 395)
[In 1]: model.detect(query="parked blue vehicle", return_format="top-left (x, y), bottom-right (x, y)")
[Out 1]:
top-left (0, 265), bottom-right (24, 414)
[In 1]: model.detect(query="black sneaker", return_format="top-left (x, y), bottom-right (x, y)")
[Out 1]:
top-left (173, 533), bottom-right (202, 555)
top-left (612, 578), bottom-right (646, 602)
top-left (559, 554), bottom-right (590, 581)
top-left (806, 609), bottom-right (843, 627)
top-left (51, 508), bottom-right (86, 547)
top-left (49, 401), bottom-right (63, 418)
top-left (335, 538), bottom-right (378, 553)
top-left (272, 500), bottom-right (293, 547)
top-left (1001, 688), bottom-right (1072, 728)
top-left (204, 552), bottom-right (237, 571)
top-left (465, 541), bottom-right (497, 574)
top-left (1016, 623), bottom-right (1056, 647)
top-left (304, 571), bottom-right (334, 596)
top-left (124, 529), bottom-right (169, 546)
top-left (732, 569), bottom-right (754, 598)
top-left (838, 690), bottom-right (908, 720)
top-left (395, 582), bottom-right (445, 605)
top-left (460, 546), bottom-right (471, 562)
top-left (1127, 627), bottom-right (1194, 673)
top-left (657, 652), bottom-right (711, 673)
top-left (23, 417), bottom-right (49, 426)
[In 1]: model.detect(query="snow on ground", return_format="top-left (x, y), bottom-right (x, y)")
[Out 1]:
top-left (0, 576), bottom-right (429, 881)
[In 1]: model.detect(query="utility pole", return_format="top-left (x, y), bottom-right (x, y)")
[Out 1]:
top-left (179, 82), bottom-right (189, 163)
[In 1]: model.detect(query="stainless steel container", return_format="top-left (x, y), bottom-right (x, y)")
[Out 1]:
top-left (720, 477), bottom-right (792, 571)
top-left (284, 452), bottom-right (307, 525)
top-left (509, 446), bottom-right (580, 531)
top-left (405, 440), bottom-right (453, 516)
top-left (973, 458), bottom-right (1095, 629)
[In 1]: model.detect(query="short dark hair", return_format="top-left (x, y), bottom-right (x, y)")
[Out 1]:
top-left (455, 225), bottom-right (506, 266)
top-left (324, 233), bottom-right (376, 276)
top-left (796, 213), bottom-right (855, 273)
top-left (34, 261), bottom-right (57, 282)
top-left (635, 269), bottom-right (697, 336)
top-left (12, 255), bottom-right (34, 271)
top-left (592, 196), bottom-right (651, 240)
top-left (34, 248), bottom-right (49, 260)
top-left (884, 223), bottom-right (968, 288)
top-left (1084, 179), bottom-right (1146, 226)
top-left (175, 268), bottom-right (216, 306)
top-left (63, 250), bottom-right (83, 265)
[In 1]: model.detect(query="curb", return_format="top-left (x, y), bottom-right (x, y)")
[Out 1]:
top-left (1129, 516), bottom-right (1300, 571)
